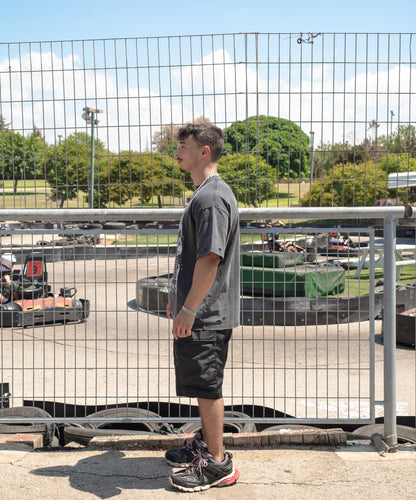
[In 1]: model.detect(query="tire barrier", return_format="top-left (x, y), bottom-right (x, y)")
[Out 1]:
top-left (260, 424), bottom-right (318, 433)
top-left (83, 407), bottom-right (164, 433)
top-left (0, 407), bottom-right (55, 447)
top-left (63, 427), bottom-right (156, 446)
top-left (177, 410), bottom-right (257, 435)
top-left (136, 275), bottom-right (416, 327)
top-left (352, 424), bottom-right (416, 445)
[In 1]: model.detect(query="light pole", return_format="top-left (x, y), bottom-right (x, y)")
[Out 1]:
top-left (82, 107), bottom-right (103, 209)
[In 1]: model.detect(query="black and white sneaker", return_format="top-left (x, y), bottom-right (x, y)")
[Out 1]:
top-left (165, 432), bottom-right (207, 467)
top-left (169, 450), bottom-right (240, 492)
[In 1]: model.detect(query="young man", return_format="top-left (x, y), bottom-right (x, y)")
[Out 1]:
top-left (165, 122), bottom-right (240, 492)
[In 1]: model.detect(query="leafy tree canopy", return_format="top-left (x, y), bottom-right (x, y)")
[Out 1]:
top-left (45, 132), bottom-right (107, 207)
top-left (217, 153), bottom-right (276, 207)
top-left (98, 152), bottom-right (184, 208)
top-left (302, 153), bottom-right (416, 207)
top-left (379, 125), bottom-right (416, 158)
top-left (223, 115), bottom-right (310, 178)
top-left (0, 129), bottom-right (45, 193)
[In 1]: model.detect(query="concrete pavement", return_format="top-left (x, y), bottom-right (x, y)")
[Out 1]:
top-left (0, 439), bottom-right (415, 499)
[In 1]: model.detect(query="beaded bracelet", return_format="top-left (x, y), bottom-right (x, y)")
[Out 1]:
top-left (182, 305), bottom-right (196, 316)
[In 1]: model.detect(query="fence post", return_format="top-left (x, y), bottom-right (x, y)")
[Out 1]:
top-left (383, 214), bottom-right (397, 447)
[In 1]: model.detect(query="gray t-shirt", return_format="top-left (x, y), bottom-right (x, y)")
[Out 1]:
top-left (170, 174), bottom-right (240, 330)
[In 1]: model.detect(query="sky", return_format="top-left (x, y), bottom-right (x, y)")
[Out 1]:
top-left (0, 0), bottom-right (415, 43)
top-left (0, 1), bottom-right (414, 151)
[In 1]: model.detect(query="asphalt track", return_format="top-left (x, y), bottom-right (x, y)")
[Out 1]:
top-left (0, 252), bottom-right (414, 423)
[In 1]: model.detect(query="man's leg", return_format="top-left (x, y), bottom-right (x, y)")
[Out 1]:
top-left (198, 397), bottom-right (224, 462)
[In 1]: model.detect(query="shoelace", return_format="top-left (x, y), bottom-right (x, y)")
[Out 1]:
top-left (185, 449), bottom-right (208, 475)
top-left (184, 432), bottom-right (201, 451)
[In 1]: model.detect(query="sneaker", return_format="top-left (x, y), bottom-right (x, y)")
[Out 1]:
top-left (165, 432), bottom-right (207, 467)
top-left (169, 450), bottom-right (240, 492)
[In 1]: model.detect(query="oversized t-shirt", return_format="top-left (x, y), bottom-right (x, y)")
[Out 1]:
top-left (169, 174), bottom-right (240, 330)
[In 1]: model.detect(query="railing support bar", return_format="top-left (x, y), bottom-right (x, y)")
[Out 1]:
top-left (383, 214), bottom-right (398, 448)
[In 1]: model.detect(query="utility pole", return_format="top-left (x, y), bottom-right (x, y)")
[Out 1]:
top-left (82, 107), bottom-right (103, 209)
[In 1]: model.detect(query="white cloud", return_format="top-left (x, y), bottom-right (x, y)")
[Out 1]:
top-left (0, 47), bottom-right (415, 152)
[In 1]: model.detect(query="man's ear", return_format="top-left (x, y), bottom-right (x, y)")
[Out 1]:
top-left (201, 145), bottom-right (210, 157)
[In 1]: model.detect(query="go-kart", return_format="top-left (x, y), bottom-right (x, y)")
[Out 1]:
top-left (0, 254), bottom-right (90, 327)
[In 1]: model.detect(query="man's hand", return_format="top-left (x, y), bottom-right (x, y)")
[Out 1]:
top-left (169, 252), bottom-right (220, 341)
top-left (171, 308), bottom-right (195, 340)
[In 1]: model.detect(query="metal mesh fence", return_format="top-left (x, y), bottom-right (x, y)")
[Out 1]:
top-left (0, 223), bottom-right (383, 425)
top-left (0, 33), bottom-right (415, 211)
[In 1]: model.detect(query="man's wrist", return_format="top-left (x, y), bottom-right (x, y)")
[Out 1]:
top-left (182, 305), bottom-right (196, 316)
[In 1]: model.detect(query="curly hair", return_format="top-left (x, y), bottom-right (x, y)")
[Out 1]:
top-left (176, 123), bottom-right (224, 162)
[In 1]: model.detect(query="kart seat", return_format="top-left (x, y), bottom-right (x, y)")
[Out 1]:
top-left (20, 254), bottom-right (49, 295)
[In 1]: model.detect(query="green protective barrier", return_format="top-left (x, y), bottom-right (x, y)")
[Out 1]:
top-left (241, 252), bottom-right (305, 269)
top-left (241, 264), bottom-right (345, 297)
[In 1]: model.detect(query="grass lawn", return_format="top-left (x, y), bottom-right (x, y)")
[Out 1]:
top-left (111, 233), bottom-right (263, 246)
top-left (342, 264), bottom-right (416, 297)
top-left (0, 180), bottom-right (308, 209)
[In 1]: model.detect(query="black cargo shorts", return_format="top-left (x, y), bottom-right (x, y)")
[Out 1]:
top-left (173, 328), bottom-right (232, 399)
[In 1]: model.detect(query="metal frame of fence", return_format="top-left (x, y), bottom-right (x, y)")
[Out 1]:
top-left (0, 207), bottom-right (413, 448)
top-left (0, 32), bottom-right (415, 446)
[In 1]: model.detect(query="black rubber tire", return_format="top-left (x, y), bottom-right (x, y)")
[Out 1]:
top-left (0, 407), bottom-right (55, 447)
top-left (260, 424), bottom-right (318, 433)
top-left (353, 424), bottom-right (416, 444)
top-left (84, 223), bottom-right (103, 230)
top-left (178, 410), bottom-right (257, 435)
top-left (83, 408), bottom-right (162, 433)
top-left (55, 239), bottom-right (72, 246)
top-left (103, 222), bottom-right (126, 230)
top-left (63, 426), bottom-right (155, 446)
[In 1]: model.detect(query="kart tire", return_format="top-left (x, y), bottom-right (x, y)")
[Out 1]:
top-left (260, 424), bottom-right (318, 433)
top-left (0, 407), bottom-right (55, 447)
top-left (178, 410), bottom-right (256, 435)
top-left (84, 407), bottom-right (162, 432)
top-left (84, 223), bottom-right (103, 230)
top-left (63, 426), bottom-right (155, 446)
top-left (352, 424), bottom-right (416, 444)
top-left (103, 222), bottom-right (126, 230)
top-left (55, 239), bottom-right (71, 246)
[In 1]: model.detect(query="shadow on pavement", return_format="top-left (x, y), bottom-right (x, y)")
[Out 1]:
top-left (31, 450), bottom-right (173, 498)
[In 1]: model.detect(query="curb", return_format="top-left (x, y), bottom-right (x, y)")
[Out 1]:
top-left (88, 429), bottom-right (347, 450)
top-left (5, 433), bottom-right (43, 449)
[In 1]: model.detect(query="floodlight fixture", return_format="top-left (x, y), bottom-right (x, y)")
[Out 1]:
top-left (81, 107), bottom-right (104, 209)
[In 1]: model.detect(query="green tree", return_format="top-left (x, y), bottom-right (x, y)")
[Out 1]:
top-left (98, 152), bottom-right (184, 208)
top-left (302, 153), bottom-right (416, 207)
top-left (223, 115), bottom-right (310, 178)
top-left (302, 161), bottom-right (387, 207)
top-left (380, 125), bottom-right (416, 158)
top-left (0, 129), bottom-right (45, 193)
top-left (313, 142), bottom-right (370, 178)
top-left (217, 153), bottom-right (276, 207)
top-left (45, 132), bottom-right (107, 207)
top-left (0, 115), bottom-right (10, 131)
